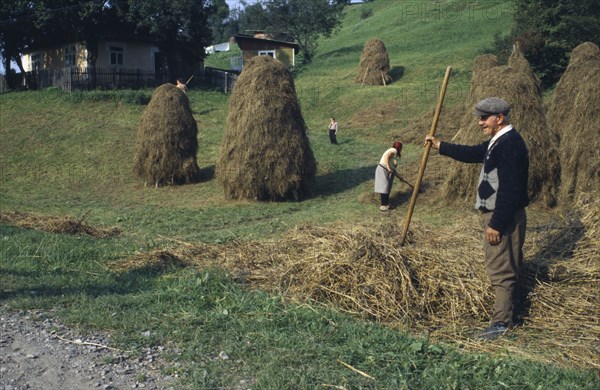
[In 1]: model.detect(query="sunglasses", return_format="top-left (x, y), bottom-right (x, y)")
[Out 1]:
top-left (479, 114), bottom-right (499, 120)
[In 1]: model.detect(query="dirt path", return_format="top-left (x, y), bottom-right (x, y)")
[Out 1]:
top-left (1, 306), bottom-right (178, 390)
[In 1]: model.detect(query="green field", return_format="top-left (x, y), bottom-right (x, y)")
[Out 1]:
top-left (1, 1), bottom-right (598, 388)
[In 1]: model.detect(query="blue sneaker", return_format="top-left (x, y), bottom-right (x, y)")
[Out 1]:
top-left (477, 322), bottom-right (509, 341)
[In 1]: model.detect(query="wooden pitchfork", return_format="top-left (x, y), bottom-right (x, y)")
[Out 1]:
top-left (399, 66), bottom-right (452, 246)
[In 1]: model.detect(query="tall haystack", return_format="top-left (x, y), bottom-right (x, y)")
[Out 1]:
top-left (355, 38), bottom-right (392, 86)
top-left (216, 55), bottom-right (316, 201)
top-left (508, 42), bottom-right (542, 94)
top-left (441, 53), bottom-right (560, 207)
top-left (547, 42), bottom-right (600, 203)
top-left (132, 83), bottom-right (200, 186)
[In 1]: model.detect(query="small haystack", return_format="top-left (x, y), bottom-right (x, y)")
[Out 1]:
top-left (355, 38), bottom-right (392, 86)
top-left (216, 55), bottom-right (316, 201)
top-left (547, 42), bottom-right (600, 204)
top-left (132, 83), bottom-right (200, 187)
top-left (441, 52), bottom-right (560, 207)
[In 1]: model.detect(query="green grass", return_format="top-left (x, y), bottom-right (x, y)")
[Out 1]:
top-left (1, 0), bottom-right (597, 387)
top-left (2, 227), bottom-right (596, 389)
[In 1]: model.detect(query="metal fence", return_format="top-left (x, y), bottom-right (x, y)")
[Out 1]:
top-left (22, 67), bottom-right (164, 91)
top-left (1, 66), bottom-right (238, 93)
top-left (203, 67), bottom-right (238, 93)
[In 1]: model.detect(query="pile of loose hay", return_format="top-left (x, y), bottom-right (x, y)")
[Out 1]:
top-left (216, 55), bottom-right (316, 201)
top-left (132, 83), bottom-right (200, 187)
top-left (113, 206), bottom-right (599, 372)
top-left (355, 38), bottom-right (392, 86)
top-left (114, 220), bottom-right (490, 327)
top-left (441, 50), bottom-right (560, 207)
top-left (0, 211), bottom-right (121, 238)
top-left (547, 42), bottom-right (600, 204)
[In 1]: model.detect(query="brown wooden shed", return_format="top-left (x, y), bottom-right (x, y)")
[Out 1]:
top-left (234, 33), bottom-right (299, 69)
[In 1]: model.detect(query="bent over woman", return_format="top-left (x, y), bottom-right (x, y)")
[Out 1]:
top-left (374, 141), bottom-right (402, 211)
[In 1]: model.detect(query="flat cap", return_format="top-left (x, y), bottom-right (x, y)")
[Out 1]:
top-left (473, 97), bottom-right (510, 117)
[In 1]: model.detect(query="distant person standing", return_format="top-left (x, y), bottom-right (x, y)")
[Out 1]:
top-left (425, 97), bottom-right (529, 341)
top-left (374, 141), bottom-right (402, 211)
top-left (328, 117), bottom-right (338, 144)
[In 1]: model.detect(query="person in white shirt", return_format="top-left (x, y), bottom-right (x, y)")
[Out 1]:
top-left (328, 117), bottom-right (339, 145)
top-left (374, 141), bottom-right (403, 211)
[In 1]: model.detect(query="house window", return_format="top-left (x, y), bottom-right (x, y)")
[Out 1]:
top-left (110, 46), bottom-right (124, 66)
top-left (31, 53), bottom-right (41, 71)
top-left (258, 50), bottom-right (276, 58)
top-left (64, 45), bottom-right (76, 67)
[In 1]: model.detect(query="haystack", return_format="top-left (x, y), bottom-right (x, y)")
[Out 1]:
top-left (547, 42), bottom-right (600, 204)
top-left (355, 38), bottom-right (392, 86)
top-left (132, 83), bottom-right (200, 187)
top-left (441, 52), bottom-right (560, 207)
top-left (216, 55), bottom-right (316, 201)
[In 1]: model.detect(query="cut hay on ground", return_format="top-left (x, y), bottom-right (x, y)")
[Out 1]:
top-left (216, 55), bottom-right (316, 201)
top-left (547, 42), bottom-right (600, 204)
top-left (0, 211), bottom-right (121, 238)
top-left (355, 38), bottom-right (392, 86)
top-left (132, 83), bottom-right (200, 187)
top-left (113, 209), bottom-right (599, 372)
top-left (441, 50), bottom-right (560, 207)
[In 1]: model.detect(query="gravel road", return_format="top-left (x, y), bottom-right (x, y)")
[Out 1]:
top-left (1, 306), bottom-right (178, 390)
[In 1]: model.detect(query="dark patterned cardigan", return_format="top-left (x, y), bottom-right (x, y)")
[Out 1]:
top-left (439, 129), bottom-right (529, 232)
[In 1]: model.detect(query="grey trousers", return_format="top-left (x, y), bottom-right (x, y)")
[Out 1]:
top-left (480, 208), bottom-right (526, 325)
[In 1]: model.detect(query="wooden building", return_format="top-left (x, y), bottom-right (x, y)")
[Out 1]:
top-left (234, 33), bottom-right (299, 70)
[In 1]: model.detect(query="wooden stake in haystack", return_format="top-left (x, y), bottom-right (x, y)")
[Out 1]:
top-left (400, 66), bottom-right (452, 246)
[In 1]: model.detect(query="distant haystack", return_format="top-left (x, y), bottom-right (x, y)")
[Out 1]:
top-left (132, 83), bottom-right (200, 187)
top-left (355, 38), bottom-right (392, 86)
top-left (441, 53), bottom-right (560, 207)
top-left (508, 42), bottom-right (542, 94)
top-left (547, 42), bottom-right (600, 203)
top-left (216, 55), bottom-right (316, 201)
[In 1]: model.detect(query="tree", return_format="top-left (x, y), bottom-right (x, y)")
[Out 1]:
top-left (245, 0), bottom-right (345, 63)
top-left (206, 0), bottom-right (231, 43)
top-left (495, 0), bottom-right (600, 88)
top-left (0, 1), bottom-right (37, 87)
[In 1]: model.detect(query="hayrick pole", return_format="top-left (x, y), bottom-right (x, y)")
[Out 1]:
top-left (399, 66), bottom-right (452, 246)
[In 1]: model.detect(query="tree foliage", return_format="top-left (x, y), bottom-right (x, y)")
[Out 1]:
top-left (207, 0), bottom-right (231, 43)
top-left (494, 0), bottom-right (600, 88)
top-left (0, 1), bottom-right (36, 81)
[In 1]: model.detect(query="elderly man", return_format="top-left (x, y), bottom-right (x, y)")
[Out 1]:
top-left (426, 97), bottom-right (529, 340)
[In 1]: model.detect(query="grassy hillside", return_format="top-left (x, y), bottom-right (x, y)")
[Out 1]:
top-left (2, 1), bottom-right (598, 388)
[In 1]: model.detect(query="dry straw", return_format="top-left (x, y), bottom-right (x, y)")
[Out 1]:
top-left (441, 47), bottom-right (560, 207)
top-left (132, 83), bottom-right (200, 187)
top-left (216, 55), bottom-right (316, 201)
top-left (547, 42), bottom-right (600, 204)
top-left (0, 211), bottom-right (121, 238)
top-left (355, 38), bottom-right (392, 86)
top-left (112, 202), bottom-right (599, 372)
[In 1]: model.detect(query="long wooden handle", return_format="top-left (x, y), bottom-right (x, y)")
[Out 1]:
top-left (399, 66), bottom-right (452, 246)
